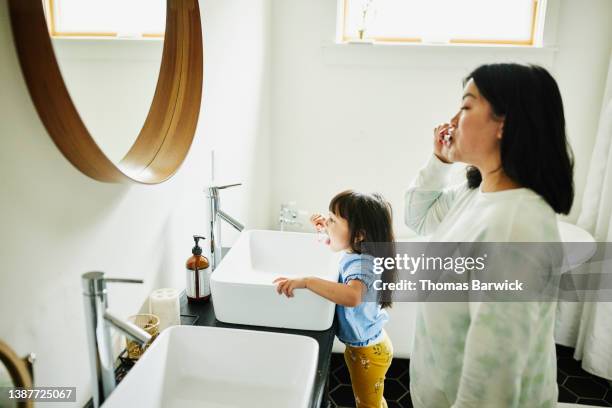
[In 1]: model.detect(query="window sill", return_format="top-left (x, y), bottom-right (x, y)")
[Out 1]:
top-left (52, 37), bottom-right (163, 62)
top-left (321, 41), bottom-right (558, 69)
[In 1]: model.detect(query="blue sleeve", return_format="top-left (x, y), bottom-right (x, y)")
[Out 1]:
top-left (343, 256), bottom-right (376, 289)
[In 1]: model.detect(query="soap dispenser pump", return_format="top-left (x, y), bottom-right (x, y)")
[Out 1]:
top-left (186, 235), bottom-right (211, 302)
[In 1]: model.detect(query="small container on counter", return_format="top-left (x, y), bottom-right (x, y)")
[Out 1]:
top-left (125, 314), bottom-right (159, 360)
top-left (149, 288), bottom-right (181, 331)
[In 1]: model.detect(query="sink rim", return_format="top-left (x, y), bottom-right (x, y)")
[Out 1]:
top-left (211, 229), bottom-right (340, 285)
top-left (124, 324), bottom-right (321, 363)
top-left (104, 325), bottom-right (320, 407)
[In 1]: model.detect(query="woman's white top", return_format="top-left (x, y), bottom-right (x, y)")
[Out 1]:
top-left (405, 155), bottom-right (560, 408)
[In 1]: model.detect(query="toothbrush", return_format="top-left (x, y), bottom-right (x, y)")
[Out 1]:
top-left (316, 226), bottom-right (330, 245)
top-left (442, 128), bottom-right (454, 146)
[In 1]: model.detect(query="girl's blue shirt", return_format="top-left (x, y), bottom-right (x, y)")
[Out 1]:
top-left (335, 252), bottom-right (389, 347)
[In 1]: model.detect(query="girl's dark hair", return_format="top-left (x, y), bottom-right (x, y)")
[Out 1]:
top-left (329, 190), bottom-right (396, 308)
top-left (464, 63), bottom-right (574, 214)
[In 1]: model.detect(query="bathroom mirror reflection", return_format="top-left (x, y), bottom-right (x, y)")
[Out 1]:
top-left (44, 0), bottom-right (166, 163)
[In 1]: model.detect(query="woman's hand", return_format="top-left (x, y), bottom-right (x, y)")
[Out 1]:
top-left (433, 123), bottom-right (453, 164)
top-left (273, 277), bottom-right (308, 297)
top-left (310, 214), bottom-right (326, 231)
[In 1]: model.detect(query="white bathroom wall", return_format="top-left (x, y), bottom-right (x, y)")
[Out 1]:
top-left (551, 0), bottom-right (612, 220)
top-left (269, 0), bottom-right (612, 357)
top-left (0, 0), bottom-right (271, 405)
top-left (269, 0), bottom-right (612, 236)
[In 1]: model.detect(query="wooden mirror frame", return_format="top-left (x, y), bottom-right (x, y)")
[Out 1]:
top-left (0, 340), bottom-right (34, 408)
top-left (8, 0), bottom-right (203, 184)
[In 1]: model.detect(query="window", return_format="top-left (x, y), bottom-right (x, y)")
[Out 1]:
top-left (338, 0), bottom-right (545, 46)
top-left (44, 0), bottom-right (165, 38)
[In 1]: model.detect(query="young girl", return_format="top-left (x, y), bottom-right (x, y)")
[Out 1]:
top-left (274, 190), bottom-right (395, 408)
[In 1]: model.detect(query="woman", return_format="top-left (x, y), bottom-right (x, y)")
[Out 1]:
top-left (405, 63), bottom-right (574, 407)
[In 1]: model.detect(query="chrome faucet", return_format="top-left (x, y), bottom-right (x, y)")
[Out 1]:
top-left (207, 183), bottom-right (245, 271)
top-left (82, 271), bottom-right (152, 408)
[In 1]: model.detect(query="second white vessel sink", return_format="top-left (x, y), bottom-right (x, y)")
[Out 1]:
top-left (211, 230), bottom-right (341, 331)
top-left (102, 326), bottom-right (319, 408)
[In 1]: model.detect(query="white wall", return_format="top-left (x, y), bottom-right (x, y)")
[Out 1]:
top-left (270, 0), bottom-right (612, 235)
top-left (552, 0), bottom-right (612, 220)
top-left (269, 0), bottom-right (612, 356)
top-left (0, 0), bottom-right (271, 405)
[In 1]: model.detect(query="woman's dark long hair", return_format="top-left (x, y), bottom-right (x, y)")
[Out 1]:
top-left (464, 63), bottom-right (574, 214)
top-left (329, 190), bottom-right (396, 308)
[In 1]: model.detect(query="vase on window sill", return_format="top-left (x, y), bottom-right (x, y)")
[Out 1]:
top-left (348, 30), bottom-right (374, 44)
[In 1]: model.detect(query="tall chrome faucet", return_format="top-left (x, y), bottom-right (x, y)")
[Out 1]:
top-left (207, 183), bottom-right (245, 271)
top-left (82, 272), bottom-right (152, 408)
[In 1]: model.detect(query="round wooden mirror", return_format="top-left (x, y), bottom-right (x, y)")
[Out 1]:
top-left (0, 340), bottom-right (34, 408)
top-left (8, 0), bottom-right (203, 184)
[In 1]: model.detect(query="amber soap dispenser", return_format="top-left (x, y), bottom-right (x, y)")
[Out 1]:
top-left (186, 235), bottom-right (211, 302)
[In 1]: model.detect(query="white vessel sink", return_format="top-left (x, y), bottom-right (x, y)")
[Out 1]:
top-left (102, 326), bottom-right (319, 408)
top-left (210, 230), bottom-right (341, 331)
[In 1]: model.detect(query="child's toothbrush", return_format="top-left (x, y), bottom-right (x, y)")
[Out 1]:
top-left (316, 226), bottom-right (330, 245)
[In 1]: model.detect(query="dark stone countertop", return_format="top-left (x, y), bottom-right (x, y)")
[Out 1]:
top-left (180, 292), bottom-right (336, 408)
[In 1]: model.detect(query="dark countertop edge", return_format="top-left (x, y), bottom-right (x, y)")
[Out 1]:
top-left (180, 291), bottom-right (336, 408)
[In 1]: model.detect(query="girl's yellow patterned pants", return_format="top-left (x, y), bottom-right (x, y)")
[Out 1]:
top-left (343, 331), bottom-right (394, 408)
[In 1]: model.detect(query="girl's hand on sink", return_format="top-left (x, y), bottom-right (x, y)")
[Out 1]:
top-left (310, 214), bottom-right (327, 231)
top-left (273, 277), bottom-right (307, 297)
